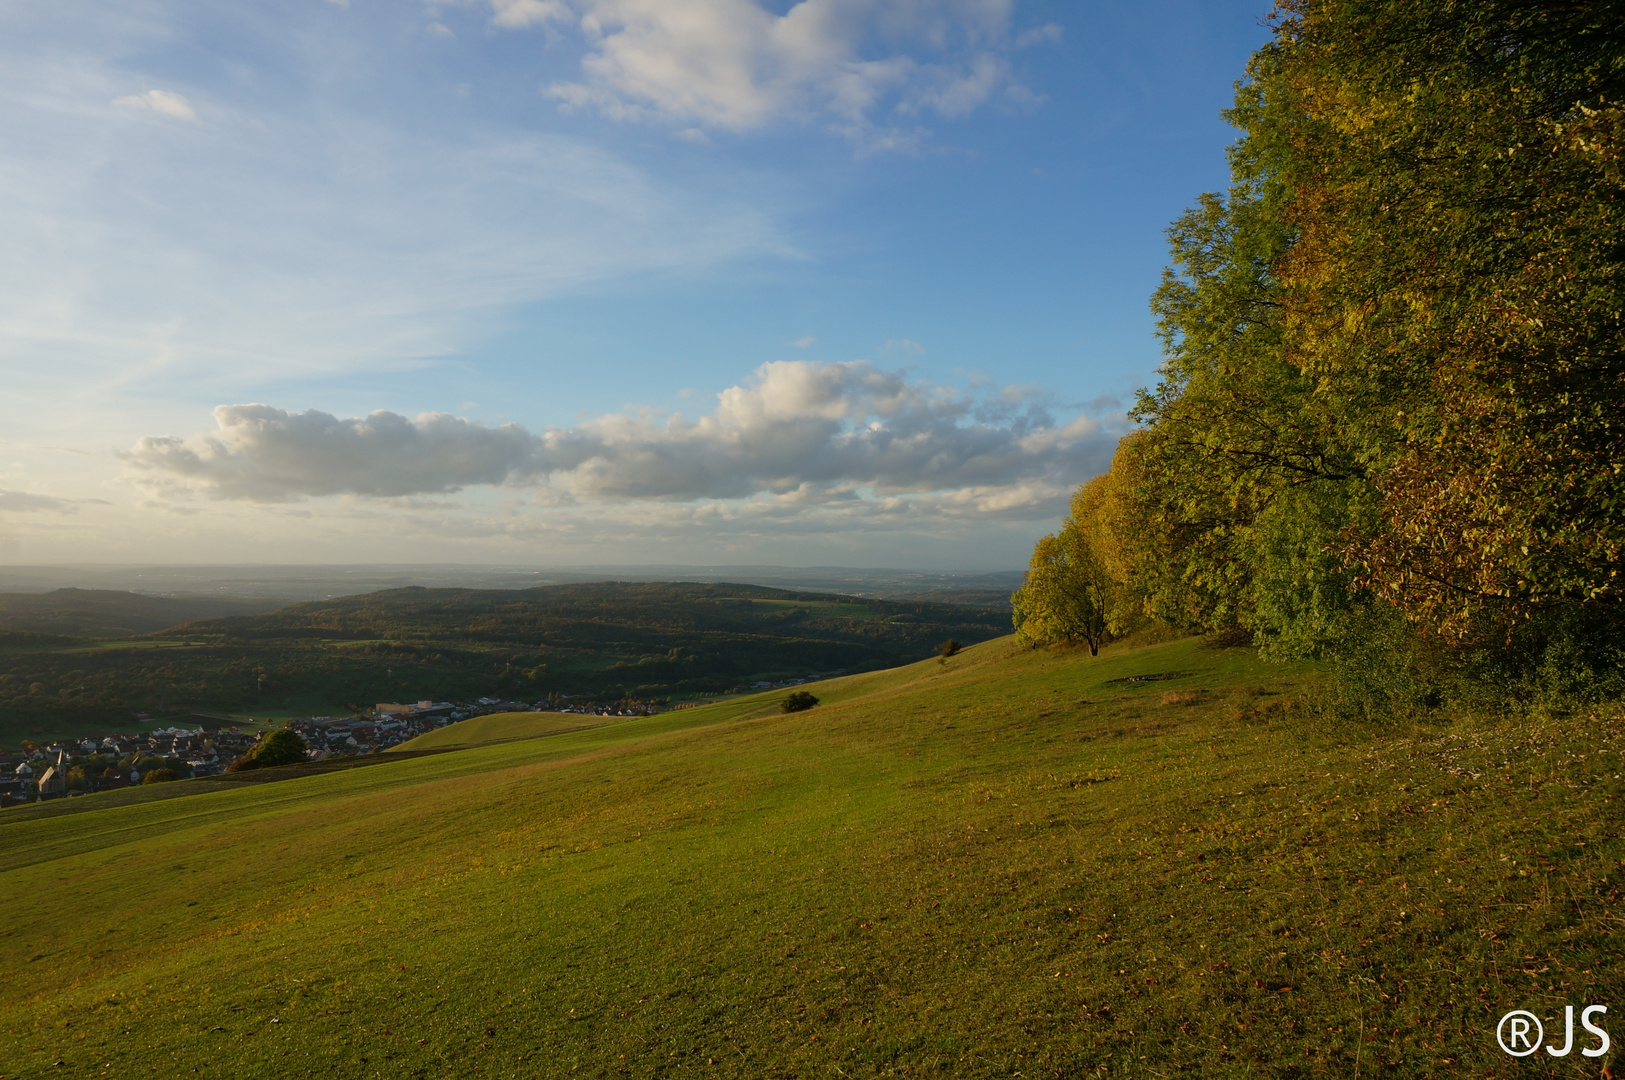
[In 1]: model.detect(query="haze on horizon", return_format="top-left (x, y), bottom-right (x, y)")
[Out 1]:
top-left (0, 0), bottom-right (1272, 571)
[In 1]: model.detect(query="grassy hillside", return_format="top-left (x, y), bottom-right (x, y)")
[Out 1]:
top-left (1, 636), bottom-right (1620, 1077)
top-left (0, 582), bottom-right (1007, 744)
top-left (0, 588), bottom-right (281, 638)
top-left (393, 710), bottom-right (613, 750)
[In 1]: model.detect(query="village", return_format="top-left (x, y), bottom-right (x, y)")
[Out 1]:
top-left (0, 677), bottom-right (825, 809)
top-left (0, 694), bottom-right (661, 808)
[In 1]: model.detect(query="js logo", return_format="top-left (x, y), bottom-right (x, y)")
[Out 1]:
top-left (1497, 1007), bottom-right (1610, 1058)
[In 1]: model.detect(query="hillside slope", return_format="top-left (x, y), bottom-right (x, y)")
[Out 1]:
top-left (1, 636), bottom-right (1620, 1077)
top-left (392, 710), bottom-right (614, 750)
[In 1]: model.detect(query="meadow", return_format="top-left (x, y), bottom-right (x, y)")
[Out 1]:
top-left (1, 634), bottom-right (1619, 1078)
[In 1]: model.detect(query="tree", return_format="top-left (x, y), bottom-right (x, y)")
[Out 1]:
top-left (1266, 0), bottom-right (1625, 637)
top-left (781, 691), bottom-right (819, 713)
top-left (937, 640), bottom-right (961, 659)
top-left (228, 728), bottom-right (309, 772)
top-left (142, 769), bottom-right (178, 785)
top-left (1011, 524), bottom-right (1114, 655)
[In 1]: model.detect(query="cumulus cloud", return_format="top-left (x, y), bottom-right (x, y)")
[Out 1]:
top-left (124, 361), bottom-right (1123, 512)
top-left (124, 406), bottom-right (539, 502)
top-left (112, 89), bottom-right (198, 122)
top-left (509, 0), bottom-right (1029, 139)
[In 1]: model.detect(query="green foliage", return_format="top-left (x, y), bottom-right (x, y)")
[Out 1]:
top-left (243, 729), bottom-right (309, 769)
top-left (1042, 0), bottom-right (1625, 705)
top-left (1011, 469), bottom-right (1153, 655)
top-left (122, 753), bottom-right (170, 775)
top-left (140, 768), bottom-right (177, 785)
top-left (1011, 528), bottom-right (1113, 655)
top-left (780, 690), bottom-right (818, 713)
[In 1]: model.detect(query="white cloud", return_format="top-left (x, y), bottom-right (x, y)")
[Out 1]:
top-left (124, 361), bottom-right (1124, 512)
top-left (124, 406), bottom-right (540, 502)
top-left (520, 0), bottom-right (1028, 139)
top-left (491, 0), bottom-right (568, 29)
top-left (0, 43), bottom-right (784, 398)
top-left (112, 88), bottom-right (198, 122)
top-left (1015, 23), bottom-right (1062, 48)
top-left (0, 490), bottom-right (92, 514)
top-left (791, 335), bottom-right (817, 348)
top-left (883, 337), bottom-right (923, 354)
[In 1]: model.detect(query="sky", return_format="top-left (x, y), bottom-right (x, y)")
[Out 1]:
top-left (0, 0), bottom-right (1274, 571)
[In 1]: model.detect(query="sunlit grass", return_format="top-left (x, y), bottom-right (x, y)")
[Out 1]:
top-left (1, 636), bottom-right (1619, 1077)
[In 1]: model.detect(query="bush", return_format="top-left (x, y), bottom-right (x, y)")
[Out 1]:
top-left (141, 768), bottom-right (178, 785)
top-left (938, 639), bottom-right (961, 659)
top-left (781, 691), bottom-right (819, 713)
top-left (230, 728), bottom-right (310, 771)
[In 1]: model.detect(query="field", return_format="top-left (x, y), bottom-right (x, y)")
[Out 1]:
top-left (394, 711), bottom-right (616, 750)
top-left (1, 635), bottom-right (1620, 1077)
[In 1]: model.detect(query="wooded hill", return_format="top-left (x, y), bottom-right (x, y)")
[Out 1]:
top-left (0, 588), bottom-right (281, 638)
top-left (0, 582), bottom-right (1007, 741)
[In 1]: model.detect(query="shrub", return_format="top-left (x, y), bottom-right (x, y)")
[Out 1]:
top-left (141, 768), bottom-right (177, 785)
top-left (231, 728), bottom-right (310, 771)
top-left (938, 640), bottom-right (961, 659)
top-left (781, 691), bottom-right (819, 713)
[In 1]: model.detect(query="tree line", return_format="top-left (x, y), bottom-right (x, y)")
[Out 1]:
top-left (1015, 0), bottom-right (1625, 715)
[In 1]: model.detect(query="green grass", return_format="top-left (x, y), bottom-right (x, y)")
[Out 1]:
top-left (394, 711), bottom-right (616, 750)
top-left (1, 635), bottom-right (1620, 1078)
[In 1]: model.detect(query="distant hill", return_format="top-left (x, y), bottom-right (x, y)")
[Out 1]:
top-left (0, 582), bottom-right (1009, 743)
top-left (0, 589), bottom-right (284, 638)
top-left (170, 581), bottom-right (1006, 650)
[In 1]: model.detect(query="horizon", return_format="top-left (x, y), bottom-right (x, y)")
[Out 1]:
top-left (0, 561), bottom-right (1027, 602)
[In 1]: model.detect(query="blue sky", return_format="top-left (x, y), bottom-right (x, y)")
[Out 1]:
top-left (0, 0), bottom-right (1272, 569)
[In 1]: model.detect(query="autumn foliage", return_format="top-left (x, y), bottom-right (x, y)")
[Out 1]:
top-left (1018, 0), bottom-right (1625, 709)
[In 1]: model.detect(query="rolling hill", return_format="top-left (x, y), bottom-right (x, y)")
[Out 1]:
top-left (0, 582), bottom-right (1009, 744)
top-left (0, 588), bottom-right (282, 638)
top-left (2, 635), bottom-right (1617, 1076)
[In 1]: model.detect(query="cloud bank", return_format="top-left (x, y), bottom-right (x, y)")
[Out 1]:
top-left (487, 0), bottom-right (1031, 140)
top-left (125, 361), bottom-right (1122, 517)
